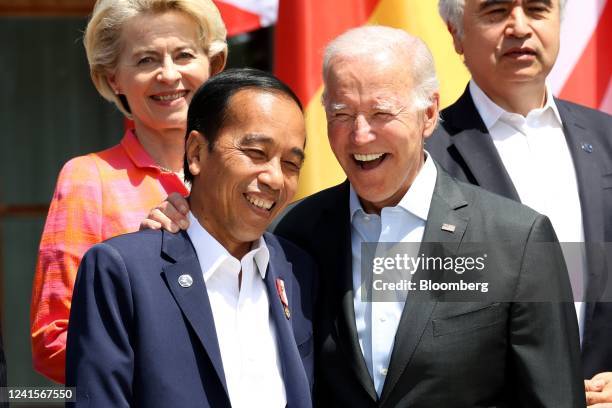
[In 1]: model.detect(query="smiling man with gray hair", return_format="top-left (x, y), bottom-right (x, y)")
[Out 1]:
top-left (428, 1), bottom-right (612, 405)
top-left (274, 25), bottom-right (584, 407)
top-left (145, 24), bottom-right (586, 407)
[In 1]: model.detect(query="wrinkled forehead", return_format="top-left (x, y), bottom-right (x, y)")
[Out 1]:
top-left (466, 0), bottom-right (558, 9)
top-left (324, 57), bottom-right (413, 109)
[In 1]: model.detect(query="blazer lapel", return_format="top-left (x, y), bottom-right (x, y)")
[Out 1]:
top-left (557, 100), bottom-right (606, 317)
top-left (443, 87), bottom-right (520, 201)
top-left (325, 182), bottom-right (378, 401)
top-left (262, 235), bottom-right (312, 408)
top-left (160, 230), bottom-right (229, 395)
top-left (380, 166), bottom-right (469, 405)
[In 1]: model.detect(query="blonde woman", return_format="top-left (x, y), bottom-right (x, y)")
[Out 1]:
top-left (31, 0), bottom-right (227, 383)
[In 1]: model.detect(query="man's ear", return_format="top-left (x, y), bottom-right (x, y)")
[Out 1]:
top-left (448, 23), bottom-right (464, 55)
top-left (186, 130), bottom-right (208, 176)
top-left (209, 52), bottom-right (226, 76)
top-left (422, 92), bottom-right (440, 139)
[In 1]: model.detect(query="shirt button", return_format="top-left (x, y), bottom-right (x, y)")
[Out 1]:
top-left (380, 368), bottom-right (388, 376)
top-left (379, 316), bottom-right (386, 322)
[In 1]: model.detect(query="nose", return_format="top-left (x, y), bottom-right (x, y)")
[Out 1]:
top-left (157, 56), bottom-right (181, 83)
top-left (259, 158), bottom-right (284, 192)
top-left (352, 114), bottom-right (376, 145)
top-left (506, 7), bottom-right (531, 38)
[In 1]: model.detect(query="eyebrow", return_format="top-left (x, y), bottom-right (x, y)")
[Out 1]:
top-left (479, 0), bottom-right (552, 10)
top-left (479, 0), bottom-right (512, 11)
top-left (372, 101), bottom-right (398, 112)
top-left (528, 0), bottom-right (552, 6)
top-left (132, 44), bottom-right (197, 55)
top-left (326, 103), bottom-right (348, 113)
top-left (241, 133), bottom-right (305, 163)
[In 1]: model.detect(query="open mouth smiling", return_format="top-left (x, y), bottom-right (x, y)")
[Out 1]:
top-left (353, 153), bottom-right (387, 170)
top-left (150, 90), bottom-right (189, 102)
top-left (244, 193), bottom-right (276, 212)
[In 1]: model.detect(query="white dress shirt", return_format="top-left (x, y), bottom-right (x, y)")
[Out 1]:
top-left (350, 155), bottom-right (437, 396)
top-left (186, 212), bottom-right (286, 408)
top-left (470, 80), bottom-right (587, 339)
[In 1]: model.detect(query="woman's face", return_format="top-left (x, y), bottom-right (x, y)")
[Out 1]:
top-left (108, 11), bottom-right (215, 133)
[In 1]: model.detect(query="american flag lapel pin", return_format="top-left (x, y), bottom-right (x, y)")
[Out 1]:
top-left (275, 278), bottom-right (291, 319)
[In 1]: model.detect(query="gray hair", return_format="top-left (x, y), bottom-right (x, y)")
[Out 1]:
top-left (322, 25), bottom-right (439, 111)
top-left (439, 0), bottom-right (566, 38)
top-left (84, 0), bottom-right (228, 117)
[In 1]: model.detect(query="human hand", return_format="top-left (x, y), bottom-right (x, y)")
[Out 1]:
top-left (586, 372), bottom-right (612, 407)
top-left (139, 192), bottom-right (190, 233)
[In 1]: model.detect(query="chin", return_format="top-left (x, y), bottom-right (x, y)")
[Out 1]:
top-left (236, 227), bottom-right (267, 243)
top-left (353, 179), bottom-right (386, 196)
top-left (354, 188), bottom-right (388, 205)
top-left (155, 118), bottom-right (188, 132)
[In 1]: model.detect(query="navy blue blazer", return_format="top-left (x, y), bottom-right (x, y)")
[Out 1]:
top-left (427, 86), bottom-right (612, 378)
top-left (66, 229), bottom-right (315, 408)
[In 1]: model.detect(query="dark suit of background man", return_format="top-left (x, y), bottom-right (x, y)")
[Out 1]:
top-left (273, 26), bottom-right (584, 407)
top-left (66, 69), bottom-right (315, 408)
top-left (428, 1), bottom-right (612, 405)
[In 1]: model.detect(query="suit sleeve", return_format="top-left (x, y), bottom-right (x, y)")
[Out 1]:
top-left (509, 215), bottom-right (586, 407)
top-left (31, 155), bottom-right (103, 384)
top-left (66, 243), bottom-right (134, 408)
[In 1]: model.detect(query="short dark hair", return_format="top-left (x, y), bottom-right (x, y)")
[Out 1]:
top-left (184, 68), bottom-right (303, 183)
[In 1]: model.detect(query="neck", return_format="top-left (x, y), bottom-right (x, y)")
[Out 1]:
top-left (132, 120), bottom-right (185, 172)
top-left (189, 197), bottom-right (251, 260)
top-left (476, 80), bottom-right (547, 117)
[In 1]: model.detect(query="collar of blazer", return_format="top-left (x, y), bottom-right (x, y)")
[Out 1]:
top-left (316, 164), bottom-right (472, 404)
top-left (379, 163), bottom-right (470, 405)
top-left (159, 229), bottom-right (311, 408)
top-left (440, 86), bottom-right (521, 201)
top-left (442, 87), bottom-right (607, 306)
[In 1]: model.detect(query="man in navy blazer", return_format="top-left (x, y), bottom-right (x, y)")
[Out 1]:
top-left (66, 69), bottom-right (315, 408)
top-left (428, 1), bottom-right (612, 405)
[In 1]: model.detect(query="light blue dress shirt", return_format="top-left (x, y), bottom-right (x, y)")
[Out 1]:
top-left (349, 155), bottom-right (437, 396)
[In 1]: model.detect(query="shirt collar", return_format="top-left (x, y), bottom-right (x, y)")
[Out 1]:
top-left (186, 212), bottom-right (269, 282)
top-left (469, 80), bottom-right (562, 128)
top-left (349, 152), bottom-right (437, 222)
top-left (120, 129), bottom-right (191, 196)
top-left (120, 129), bottom-right (167, 171)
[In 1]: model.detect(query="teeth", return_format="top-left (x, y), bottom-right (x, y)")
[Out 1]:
top-left (153, 92), bottom-right (185, 101)
top-left (246, 195), bottom-right (274, 210)
top-left (354, 153), bottom-right (384, 162)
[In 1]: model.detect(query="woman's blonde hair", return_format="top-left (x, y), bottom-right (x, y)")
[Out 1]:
top-left (84, 0), bottom-right (227, 116)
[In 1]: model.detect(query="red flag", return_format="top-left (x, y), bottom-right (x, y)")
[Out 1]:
top-left (214, 0), bottom-right (278, 37)
top-left (550, 0), bottom-right (611, 113)
top-left (275, 0), bottom-right (378, 105)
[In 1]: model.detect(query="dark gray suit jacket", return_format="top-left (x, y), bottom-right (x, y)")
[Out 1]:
top-left (427, 86), bottom-right (612, 378)
top-left (275, 164), bottom-right (585, 407)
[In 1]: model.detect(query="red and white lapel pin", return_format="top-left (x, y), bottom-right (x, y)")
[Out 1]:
top-left (275, 278), bottom-right (291, 319)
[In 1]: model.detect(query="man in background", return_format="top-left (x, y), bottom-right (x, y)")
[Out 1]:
top-left (428, 1), bottom-right (612, 405)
